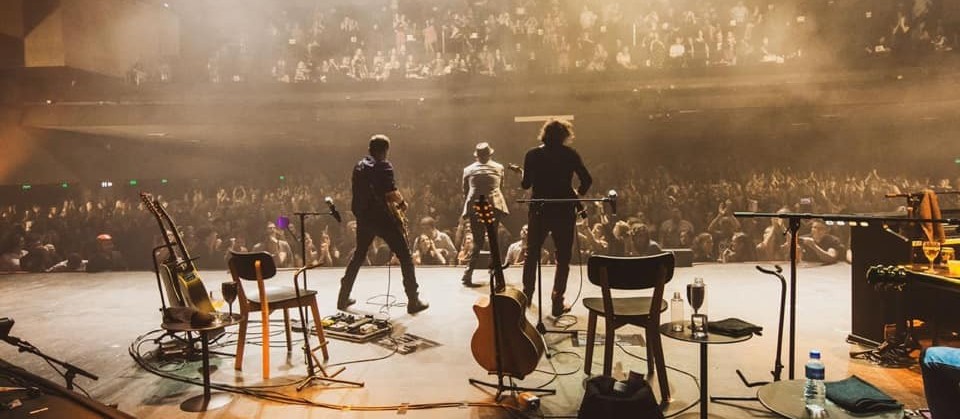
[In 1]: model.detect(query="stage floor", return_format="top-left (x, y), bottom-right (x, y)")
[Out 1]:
top-left (0, 263), bottom-right (925, 418)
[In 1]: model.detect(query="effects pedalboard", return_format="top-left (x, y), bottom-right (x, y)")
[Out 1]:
top-left (299, 313), bottom-right (392, 343)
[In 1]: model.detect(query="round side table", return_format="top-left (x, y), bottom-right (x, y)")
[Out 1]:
top-left (660, 321), bottom-right (752, 419)
top-left (162, 313), bottom-right (241, 412)
top-left (757, 380), bottom-right (903, 419)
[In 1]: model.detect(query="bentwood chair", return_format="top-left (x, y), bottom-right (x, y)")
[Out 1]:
top-left (228, 251), bottom-right (329, 380)
top-left (583, 253), bottom-right (675, 404)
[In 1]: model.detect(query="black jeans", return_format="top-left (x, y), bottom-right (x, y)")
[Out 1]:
top-left (340, 214), bottom-right (419, 298)
top-left (522, 204), bottom-right (575, 300)
top-left (463, 210), bottom-right (505, 279)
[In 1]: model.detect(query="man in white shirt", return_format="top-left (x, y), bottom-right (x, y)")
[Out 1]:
top-left (460, 142), bottom-right (512, 287)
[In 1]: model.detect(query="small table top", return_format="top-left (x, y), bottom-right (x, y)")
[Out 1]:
top-left (659, 321), bottom-right (753, 345)
top-left (758, 380), bottom-right (903, 419)
top-left (162, 312), bottom-right (242, 333)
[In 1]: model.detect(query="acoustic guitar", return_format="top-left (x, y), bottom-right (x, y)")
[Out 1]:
top-left (140, 192), bottom-right (215, 314)
top-left (470, 196), bottom-right (545, 379)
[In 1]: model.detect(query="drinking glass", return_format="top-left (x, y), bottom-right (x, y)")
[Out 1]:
top-left (221, 281), bottom-right (238, 317)
top-left (922, 241), bottom-right (941, 271)
top-left (940, 247), bottom-right (954, 266)
top-left (687, 277), bottom-right (707, 338)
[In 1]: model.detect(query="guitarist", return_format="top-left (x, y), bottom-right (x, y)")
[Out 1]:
top-left (337, 135), bottom-right (429, 314)
top-left (460, 142), bottom-right (512, 288)
top-left (519, 119), bottom-right (592, 317)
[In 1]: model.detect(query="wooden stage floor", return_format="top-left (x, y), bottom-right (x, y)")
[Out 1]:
top-left (0, 263), bottom-right (926, 418)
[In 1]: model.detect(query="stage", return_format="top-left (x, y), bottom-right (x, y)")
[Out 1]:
top-left (0, 262), bottom-right (926, 418)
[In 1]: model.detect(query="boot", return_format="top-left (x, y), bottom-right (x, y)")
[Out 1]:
top-left (337, 282), bottom-right (356, 310)
top-left (551, 292), bottom-right (571, 317)
top-left (461, 271), bottom-right (482, 288)
top-left (406, 295), bottom-right (430, 314)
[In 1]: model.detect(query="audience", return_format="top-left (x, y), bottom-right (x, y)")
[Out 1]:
top-left (0, 165), bottom-right (955, 272)
top-left (130, 0), bottom-right (958, 86)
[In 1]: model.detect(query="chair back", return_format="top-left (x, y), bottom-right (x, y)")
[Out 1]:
top-left (228, 251), bottom-right (277, 281)
top-left (587, 253), bottom-right (675, 291)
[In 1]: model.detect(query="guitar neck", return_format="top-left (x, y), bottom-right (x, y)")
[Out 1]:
top-left (484, 214), bottom-right (507, 291)
top-left (154, 200), bottom-right (197, 270)
top-left (141, 194), bottom-right (177, 262)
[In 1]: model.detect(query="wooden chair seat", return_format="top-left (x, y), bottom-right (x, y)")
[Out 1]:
top-left (583, 297), bottom-right (666, 318)
top-left (245, 286), bottom-right (318, 307)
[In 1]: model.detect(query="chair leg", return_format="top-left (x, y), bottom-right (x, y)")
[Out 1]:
top-left (309, 299), bottom-right (329, 361)
top-left (235, 316), bottom-right (247, 371)
top-left (283, 308), bottom-right (293, 353)
top-left (645, 327), bottom-right (654, 377)
top-left (584, 312), bottom-right (598, 375)
top-left (653, 330), bottom-right (670, 403)
top-left (603, 321), bottom-right (616, 377)
top-left (261, 309), bottom-right (270, 380)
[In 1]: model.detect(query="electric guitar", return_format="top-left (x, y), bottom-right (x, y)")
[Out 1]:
top-left (140, 192), bottom-right (215, 314)
top-left (470, 195), bottom-right (545, 379)
top-left (386, 199), bottom-right (408, 238)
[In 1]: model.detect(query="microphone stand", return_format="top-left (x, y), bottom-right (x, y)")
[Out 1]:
top-left (285, 211), bottom-right (363, 391)
top-left (516, 197), bottom-right (614, 343)
top-left (2, 336), bottom-right (98, 391)
top-left (733, 211), bottom-right (959, 380)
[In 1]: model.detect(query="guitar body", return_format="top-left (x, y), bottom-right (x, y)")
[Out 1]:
top-left (471, 288), bottom-right (545, 379)
top-left (468, 195), bottom-right (545, 380)
top-left (176, 268), bottom-right (215, 314)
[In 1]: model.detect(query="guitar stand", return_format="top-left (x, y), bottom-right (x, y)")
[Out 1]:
top-left (712, 265), bottom-right (787, 404)
top-left (469, 264), bottom-right (555, 400)
top-left (849, 266), bottom-right (917, 368)
top-left (468, 376), bottom-right (555, 401)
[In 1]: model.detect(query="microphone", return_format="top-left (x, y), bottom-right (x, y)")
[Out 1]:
top-left (606, 189), bottom-right (618, 217)
top-left (325, 197), bottom-right (342, 223)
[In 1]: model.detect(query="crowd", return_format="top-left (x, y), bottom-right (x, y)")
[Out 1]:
top-left (1, 164), bottom-right (956, 273)
top-left (132, 0), bottom-right (958, 85)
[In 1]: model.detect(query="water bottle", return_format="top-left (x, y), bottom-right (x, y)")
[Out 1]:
top-left (670, 292), bottom-right (684, 332)
top-left (804, 350), bottom-right (826, 417)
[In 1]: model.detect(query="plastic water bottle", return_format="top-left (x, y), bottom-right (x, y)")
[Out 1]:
top-left (804, 350), bottom-right (826, 417)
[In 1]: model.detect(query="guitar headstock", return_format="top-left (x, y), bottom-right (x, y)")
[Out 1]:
top-left (473, 196), bottom-right (495, 225)
top-left (140, 192), bottom-right (161, 217)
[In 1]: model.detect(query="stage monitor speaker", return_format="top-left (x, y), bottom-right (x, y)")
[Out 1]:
top-left (664, 249), bottom-right (693, 267)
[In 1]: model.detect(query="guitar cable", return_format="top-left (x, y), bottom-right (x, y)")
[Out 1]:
top-left (130, 329), bottom-right (525, 415)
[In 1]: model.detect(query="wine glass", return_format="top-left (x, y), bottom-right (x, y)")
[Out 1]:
top-left (221, 281), bottom-right (238, 317)
top-left (686, 277), bottom-right (706, 315)
top-left (922, 241), bottom-right (941, 271)
top-left (686, 277), bottom-right (707, 338)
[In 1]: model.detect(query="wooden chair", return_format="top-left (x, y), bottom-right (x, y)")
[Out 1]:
top-left (583, 253), bottom-right (675, 404)
top-left (228, 251), bottom-right (329, 380)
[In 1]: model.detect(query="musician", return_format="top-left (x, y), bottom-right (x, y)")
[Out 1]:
top-left (337, 135), bottom-right (429, 314)
top-left (460, 142), bottom-right (510, 287)
top-left (519, 119), bottom-right (593, 316)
